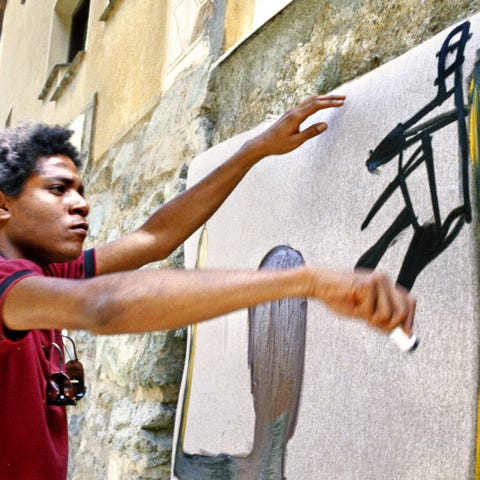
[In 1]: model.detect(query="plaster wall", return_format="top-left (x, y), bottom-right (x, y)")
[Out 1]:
top-left (0, 0), bottom-right (170, 159)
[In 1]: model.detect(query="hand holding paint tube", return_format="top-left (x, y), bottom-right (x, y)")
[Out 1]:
top-left (309, 267), bottom-right (416, 350)
top-left (347, 268), bottom-right (418, 352)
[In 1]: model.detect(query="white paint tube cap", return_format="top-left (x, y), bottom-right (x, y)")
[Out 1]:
top-left (389, 326), bottom-right (419, 352)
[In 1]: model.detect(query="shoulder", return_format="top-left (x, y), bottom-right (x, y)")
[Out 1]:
top-left (0, 258), bottom-right (44, 342)
top-left (0, 257), bottom-right (44, 288)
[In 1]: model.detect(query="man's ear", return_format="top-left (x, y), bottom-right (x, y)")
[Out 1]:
top-left (0, 192), bottom-right (11, 221)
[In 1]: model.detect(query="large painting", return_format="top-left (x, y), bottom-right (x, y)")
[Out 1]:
top-left (172, 14), bottom-right (480, 479)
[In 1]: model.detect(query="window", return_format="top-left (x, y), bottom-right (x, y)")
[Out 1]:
top-left (0, 0), bottom-right (7, 41)
top-left (67, 93), bottom-right (97, 169)
top-left (164, 0), bottom-right (213, 91)
top-left (166, 0), bottom-right (211, 71)
top-left (68, 0), bottom-right (90, 62)
top-left (39, 0), bottom-right (90, 101)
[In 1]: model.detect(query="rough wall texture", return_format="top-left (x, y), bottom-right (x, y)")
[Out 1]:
top-left (210, 0), bottom-right (480, 142)
top-left (68, 1), bottom-right (480, 479)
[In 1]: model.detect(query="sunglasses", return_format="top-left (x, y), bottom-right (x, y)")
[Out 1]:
top-left (45, 335), bottom-right (86, 406)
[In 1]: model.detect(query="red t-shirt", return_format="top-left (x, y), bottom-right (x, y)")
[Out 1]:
top-left (0, 250), bottom-right (96, 480)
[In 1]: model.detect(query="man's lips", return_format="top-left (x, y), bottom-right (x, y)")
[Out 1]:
top-left (70, 222), bottom-right (89, 234)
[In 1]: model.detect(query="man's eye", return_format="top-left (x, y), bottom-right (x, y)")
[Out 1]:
top-left (49, 185), bottom-right (66, 194)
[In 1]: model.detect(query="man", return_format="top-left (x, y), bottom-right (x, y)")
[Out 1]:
top-left (0, 95), bottom-right (415, 479)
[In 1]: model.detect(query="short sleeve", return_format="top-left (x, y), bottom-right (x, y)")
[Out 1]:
top-left (0, 249), bottom-right (97, 342)
top-left (0, 258), bottom-right (44, 342)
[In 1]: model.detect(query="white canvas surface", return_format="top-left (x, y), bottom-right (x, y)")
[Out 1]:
top-left (173, 14), bottom-right (480, 479)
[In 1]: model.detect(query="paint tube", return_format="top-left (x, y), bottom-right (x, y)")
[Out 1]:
top-left (389, 326), bottom-right (419, 352)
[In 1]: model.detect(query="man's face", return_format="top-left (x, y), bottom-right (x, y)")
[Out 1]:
top-left (1, 154), bottom-right (89, 265)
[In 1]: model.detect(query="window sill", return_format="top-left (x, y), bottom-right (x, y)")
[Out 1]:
top-left (38, 51), bottom-right (86, 101)
top-left (99, 0), bottom-right (122, 22)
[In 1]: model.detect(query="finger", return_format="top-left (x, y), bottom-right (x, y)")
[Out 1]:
top-left (387, 290), bottom-right (411, 332)
top-left (353, 273), bottom-right (377, 320)
top-left (293, 122), bottom-right (328, 144)
top-left (402, 296), bottom-right (416, 335)
top-left (295, 96), bottom-right (346, 119)
top-left (282, 96), bottom-right (345, 130)
top-left (297, 94), bottom-right (346, 108)
top-left (388, 284), bottom-right (416, 335)
top-left (272, 96), bottom-right (345, 142)
top-left (368, 276), bottom-right (394, 331)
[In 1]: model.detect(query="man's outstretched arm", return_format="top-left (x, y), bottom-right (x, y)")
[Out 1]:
top-left (95, 95), bottom-right (346, 274)
top-left (3, 265), bottom-right (414, 336)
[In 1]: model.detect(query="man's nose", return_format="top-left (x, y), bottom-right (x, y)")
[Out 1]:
top-left (69, 192), bottom-right (90, 216)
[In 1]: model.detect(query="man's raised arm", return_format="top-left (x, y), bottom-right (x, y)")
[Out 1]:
top-left (94, 95), bottom-right (346, 274)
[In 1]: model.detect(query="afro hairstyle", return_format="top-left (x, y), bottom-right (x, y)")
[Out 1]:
top-left (0, 122), bottom-right (82, 197)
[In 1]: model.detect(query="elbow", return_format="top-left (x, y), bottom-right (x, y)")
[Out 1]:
top-left (85, 311), bottom-right (114, 335)
top-left (86, 298), bottom-right (125, 335)
top-left (77, 284), bottom-right (123, 335)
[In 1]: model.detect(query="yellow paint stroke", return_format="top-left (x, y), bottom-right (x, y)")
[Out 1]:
top-left (470, 66), bottom-right (480, 480)
top-left (470, 76), bottom-right (479, 169)
top-left (179, 224), bottom-right (209, 443)
top-left (477, 393), bottom-right (480, 480)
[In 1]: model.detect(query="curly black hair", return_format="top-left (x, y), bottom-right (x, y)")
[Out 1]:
top-left (0, 123), bottom-right (82, 197)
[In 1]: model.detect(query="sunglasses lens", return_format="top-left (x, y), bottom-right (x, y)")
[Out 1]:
top-left (65, 360), bottom-right (86, 400)
top-left (46, 373), bottom-right (76, 406)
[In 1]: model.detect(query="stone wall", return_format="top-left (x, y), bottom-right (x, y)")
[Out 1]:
top-left (68, 1), bottom-right (480, 479)
top-left (210, 0), bottom-right (480, 142)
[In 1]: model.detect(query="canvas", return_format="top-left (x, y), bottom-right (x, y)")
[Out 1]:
top-left (172, 14), bottom-right (480, 480)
